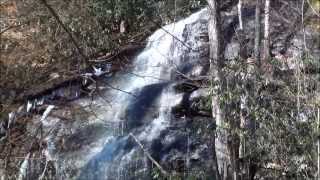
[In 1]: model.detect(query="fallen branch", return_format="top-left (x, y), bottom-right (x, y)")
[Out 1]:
top-left (17, 74), bottom-right (82, 101)
top-left (0, 24), bottom-right (24, 35)
top-left (129, 133), bottom-right (168, 176)
top-left (38, 160), bottom-right (48, 180)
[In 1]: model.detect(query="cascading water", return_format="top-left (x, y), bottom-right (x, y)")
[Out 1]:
top-left (17, 8), bottom-right (210, 180)
top-left (75, 9), bottom-right (208, 179)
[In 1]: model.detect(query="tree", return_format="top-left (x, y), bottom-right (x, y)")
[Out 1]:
top-left (254, 0), bottom-right (262, 66)
top-left (206, 0), bottom-right (224, 179)
top-left (207, 0), bottom-right (239, 179)
top-left (263, 0), bottom-right (271, 61)
top-left (238, 2), bottom-right (246, 179)
top-left (238, 0), bottom-right (243, 31)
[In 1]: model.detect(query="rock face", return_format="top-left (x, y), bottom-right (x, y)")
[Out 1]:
top-left (1, 1), bottom-right (319, 179)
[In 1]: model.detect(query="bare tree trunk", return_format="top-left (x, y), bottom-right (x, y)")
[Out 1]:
top-left (263, 0), bottom-right (271, 61)
top-left (238, 3), bottom-right (246, 176)
top-left (238, 0), bottom-right (243, 30)
top-left (237, 0), bottom-right (247, 59)
top-left (254, 0), bottom-right (262, 67)
top-left (245, 1), bottom-right (262, 179)
top-left (239, 92), bottom-right (247, 180)
top-left (207, 0), bottom-right (227, 179)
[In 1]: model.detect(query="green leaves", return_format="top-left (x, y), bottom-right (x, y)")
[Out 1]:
top-left (215, 56), bottom-right (318, 178)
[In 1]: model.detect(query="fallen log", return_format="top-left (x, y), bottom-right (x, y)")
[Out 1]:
top-left (16, 74), bottom-right (82, 102)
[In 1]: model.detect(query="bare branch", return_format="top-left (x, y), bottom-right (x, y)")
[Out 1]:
top-left (38, 0), bottom-right (88, 64)
top-left (307, 0), bottom-right (320, 17)
top-left (129, 133), bottom-right (168, 176)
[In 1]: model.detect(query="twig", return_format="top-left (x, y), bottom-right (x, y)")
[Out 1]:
top-left (0, 24), bottom-right (24, 35)
top-left (127, 72), bottom-right (167, 81)
top-left (307, 0), bottom-right (320, 17)
top-left (129, 133), bottom-right (168, 176)
top-left (0, 157), bottom-right (48, 160)
top-left (148, 18), bottom-right (194, 51)
top-left (38, 160), bottom-right (48, 180)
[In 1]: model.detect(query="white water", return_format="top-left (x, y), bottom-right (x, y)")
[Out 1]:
top-left (15, 9), bottom-right (209, 179)
top-left (18, 153), bottom-right (30, 180)
top-left (118, 8), bottom-right (207, 130)
top-left (74, 9), bottom-right (208, 179)
top-left (76, 9), bottom-right (209, 179)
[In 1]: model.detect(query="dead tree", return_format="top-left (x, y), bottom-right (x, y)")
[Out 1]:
top-left (238, 0), bottom-right (243, 30)
top-left (263, 0), bottom-right (271, 61)
top-left (237, 0), bottom-right (247, 59)
top-left (254, 0), bottom-right (262, 67)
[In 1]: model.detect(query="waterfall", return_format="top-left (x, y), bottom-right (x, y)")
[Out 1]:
top-left (79, 10), bottom-right (206, 179)
top-left (8, 8), bottom-right (210, 180)
top-left (74, 9), bottom-right (209, 179)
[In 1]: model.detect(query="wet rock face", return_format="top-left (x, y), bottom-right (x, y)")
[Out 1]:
top-left (123, 82), bottom-right (167, 130)
top-left (61, 124), bottom-right (108, 152)
top-left (173, 16), bottom-right (210, 80)
top-left (148, 115), bottom-right (215, 178)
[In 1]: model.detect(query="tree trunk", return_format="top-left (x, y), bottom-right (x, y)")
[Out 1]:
top-left (254, 0), bottom-right (262, 67)
top-left (263, 0), bottom-right (271, 61)
top-left (247, 1), bottom-right (262, 179)
top-left (207, 0), bottom-right (227, 179)
top-left (237, 0), bottom-right (247, 59)
top-left (238, 0), bottom-right (243, 30)
top-left (238, 4), bottom-right (246, 179)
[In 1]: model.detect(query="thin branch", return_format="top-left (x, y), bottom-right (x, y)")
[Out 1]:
top-left (129, 133), bottom-right (168, 176)
top-left (38, 0), bottom-right (88, 63)
top-left (148, 18), bottom-right (194, 51)
top-left (38, 160), bottom-right (48, 180)
top-left (307, 0), bottom-right (320, 17)
top-left (127, 72), bottom-right (168, 81)
top-left (101, 81), bottom-right (137, 98)
top-left (0, 24), bottom-right (24, 35)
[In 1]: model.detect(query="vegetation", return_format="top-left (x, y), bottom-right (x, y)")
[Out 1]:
top-left (0, 0), bottom-right (319, 179)
top-left (206, 0), bottom-right (319, 179)
top-left (0, 0), bottom-right (206, 105)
